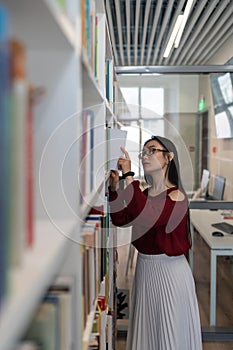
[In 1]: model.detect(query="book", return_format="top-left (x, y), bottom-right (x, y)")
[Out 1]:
top-left (88, 332), bottom-right (100, 349)
top-left (42, 294), bottom-right (60, 349)
top-left (105, 59), bottom-right (114, 102)
top-left (0, 4), bottom-right (10, 307)
top-left (26, 87), bottom-right (34, 248)
top-left (90, 0), bottom-right (96, 71)
top-left (85, 214), bottom-right (103, 296)
top-left (83, 226), bottom-right (96, 313)
top-left (85, 0), bottom-right (91, 58)
top-left (8, 39), bottom-right (28, 267)
top-left (106, 314), bottom-right (113, 350)
top-left (94, 14), bottom-right (98, 78)
top-left (100, 215), bottom-right (109, 282)
top-left (49, 277), bottom-right (74, 350)
top-left (42, 290), bottom-right (72, 350)
top-left (8, 39), bottom-right (43, 264)
top-left (80, 109), bottom-right (94, 201)
top-left (23, 302), bottom-right (57, 350)
top-left (26, 85), bottom-right (44, 247)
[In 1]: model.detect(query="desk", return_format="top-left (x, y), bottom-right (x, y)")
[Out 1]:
top-left (190, 209), bottom-right (233, 327)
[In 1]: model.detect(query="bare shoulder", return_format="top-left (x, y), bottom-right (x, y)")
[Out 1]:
top-left (168, 189), bottom-right (185, 202)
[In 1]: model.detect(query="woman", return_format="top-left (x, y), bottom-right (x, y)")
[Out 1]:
top-left (109, 135), bottom-right (202, 350)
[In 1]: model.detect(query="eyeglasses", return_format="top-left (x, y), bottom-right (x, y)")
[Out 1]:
top-left (138, 147), bottom-right (168, 159)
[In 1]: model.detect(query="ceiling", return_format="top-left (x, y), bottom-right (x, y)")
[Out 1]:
top-left (105, 0), bottom-right (233, 67)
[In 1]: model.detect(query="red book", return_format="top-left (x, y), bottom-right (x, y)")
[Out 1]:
top-left (26, 86), bottom-right (44, 247)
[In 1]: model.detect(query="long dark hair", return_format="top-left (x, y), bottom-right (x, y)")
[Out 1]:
top-left (143, 135), bottom-right (192, 248)
top-left (143, 135), bottom-right (184, 190)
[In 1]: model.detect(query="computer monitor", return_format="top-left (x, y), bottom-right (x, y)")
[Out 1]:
top-left (212, 175), bottom-right (225, 200)
top-left (206, 175), bottom-right (225, 200)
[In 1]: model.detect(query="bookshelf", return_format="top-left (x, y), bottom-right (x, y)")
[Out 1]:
top-left (0, 0), bottom-right (126, 349)
top-left (0, 220), bottom-right (74, 350)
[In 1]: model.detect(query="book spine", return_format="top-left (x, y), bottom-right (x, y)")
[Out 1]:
top-left (26, 89), bottom-right (34, 247)
top-left (80, 109), bottom-right (95, 199)
top-left (90, 0), bottom-right (96, 71)
top-left (86, 0), bottom-right (91, 58)
top-left (9, 39), bottom-right (28, 267)
top-left (80, 110), bottom-right (87, 202)
top-left (81, 0), bottom-right (87, 51)
top-left (94, 14), bottom-right (98, 78)
top-left (87, 109), bottom-right (94, 192)
top-left (0, 5), bottom-right (10, 306)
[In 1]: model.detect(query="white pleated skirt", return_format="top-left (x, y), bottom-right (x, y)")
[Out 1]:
top-left (126, 253), bottom-right (202, 350)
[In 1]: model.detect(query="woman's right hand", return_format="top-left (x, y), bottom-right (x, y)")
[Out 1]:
top-left (109, 170), bottom-right (119, 191)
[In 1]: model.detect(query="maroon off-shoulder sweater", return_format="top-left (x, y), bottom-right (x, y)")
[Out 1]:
top-left (109, 180), bottom-right (191, 256)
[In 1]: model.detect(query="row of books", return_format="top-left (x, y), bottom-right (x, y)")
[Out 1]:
top-left (10, 194), bottom-right (114, 348)
top-left (88, 302), bottom-right (113, 350)
top-left (81, 210), bottom-right (118, 350)
top-left (82, 213), bottom-right (109, 332)
top-left (16, 279), bottom-right (73, 350)
top-left (0, 6), bottom-right (44, 306)
top-left (82, 0), bottom-right (98, 76)
top-left (81, 0), bottom-right (115, 104)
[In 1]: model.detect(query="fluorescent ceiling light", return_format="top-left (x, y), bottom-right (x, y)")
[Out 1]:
top-left (163, 14), bottom-right (183, 58)
top-left (174, 0), bottom-right (195, 48)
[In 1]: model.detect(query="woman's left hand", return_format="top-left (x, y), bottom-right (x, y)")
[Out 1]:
top-left (117, 147), bottom-right (131, 174)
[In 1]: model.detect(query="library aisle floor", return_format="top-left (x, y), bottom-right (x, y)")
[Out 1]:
top-left (115, 229), bottom-right (233, 350)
